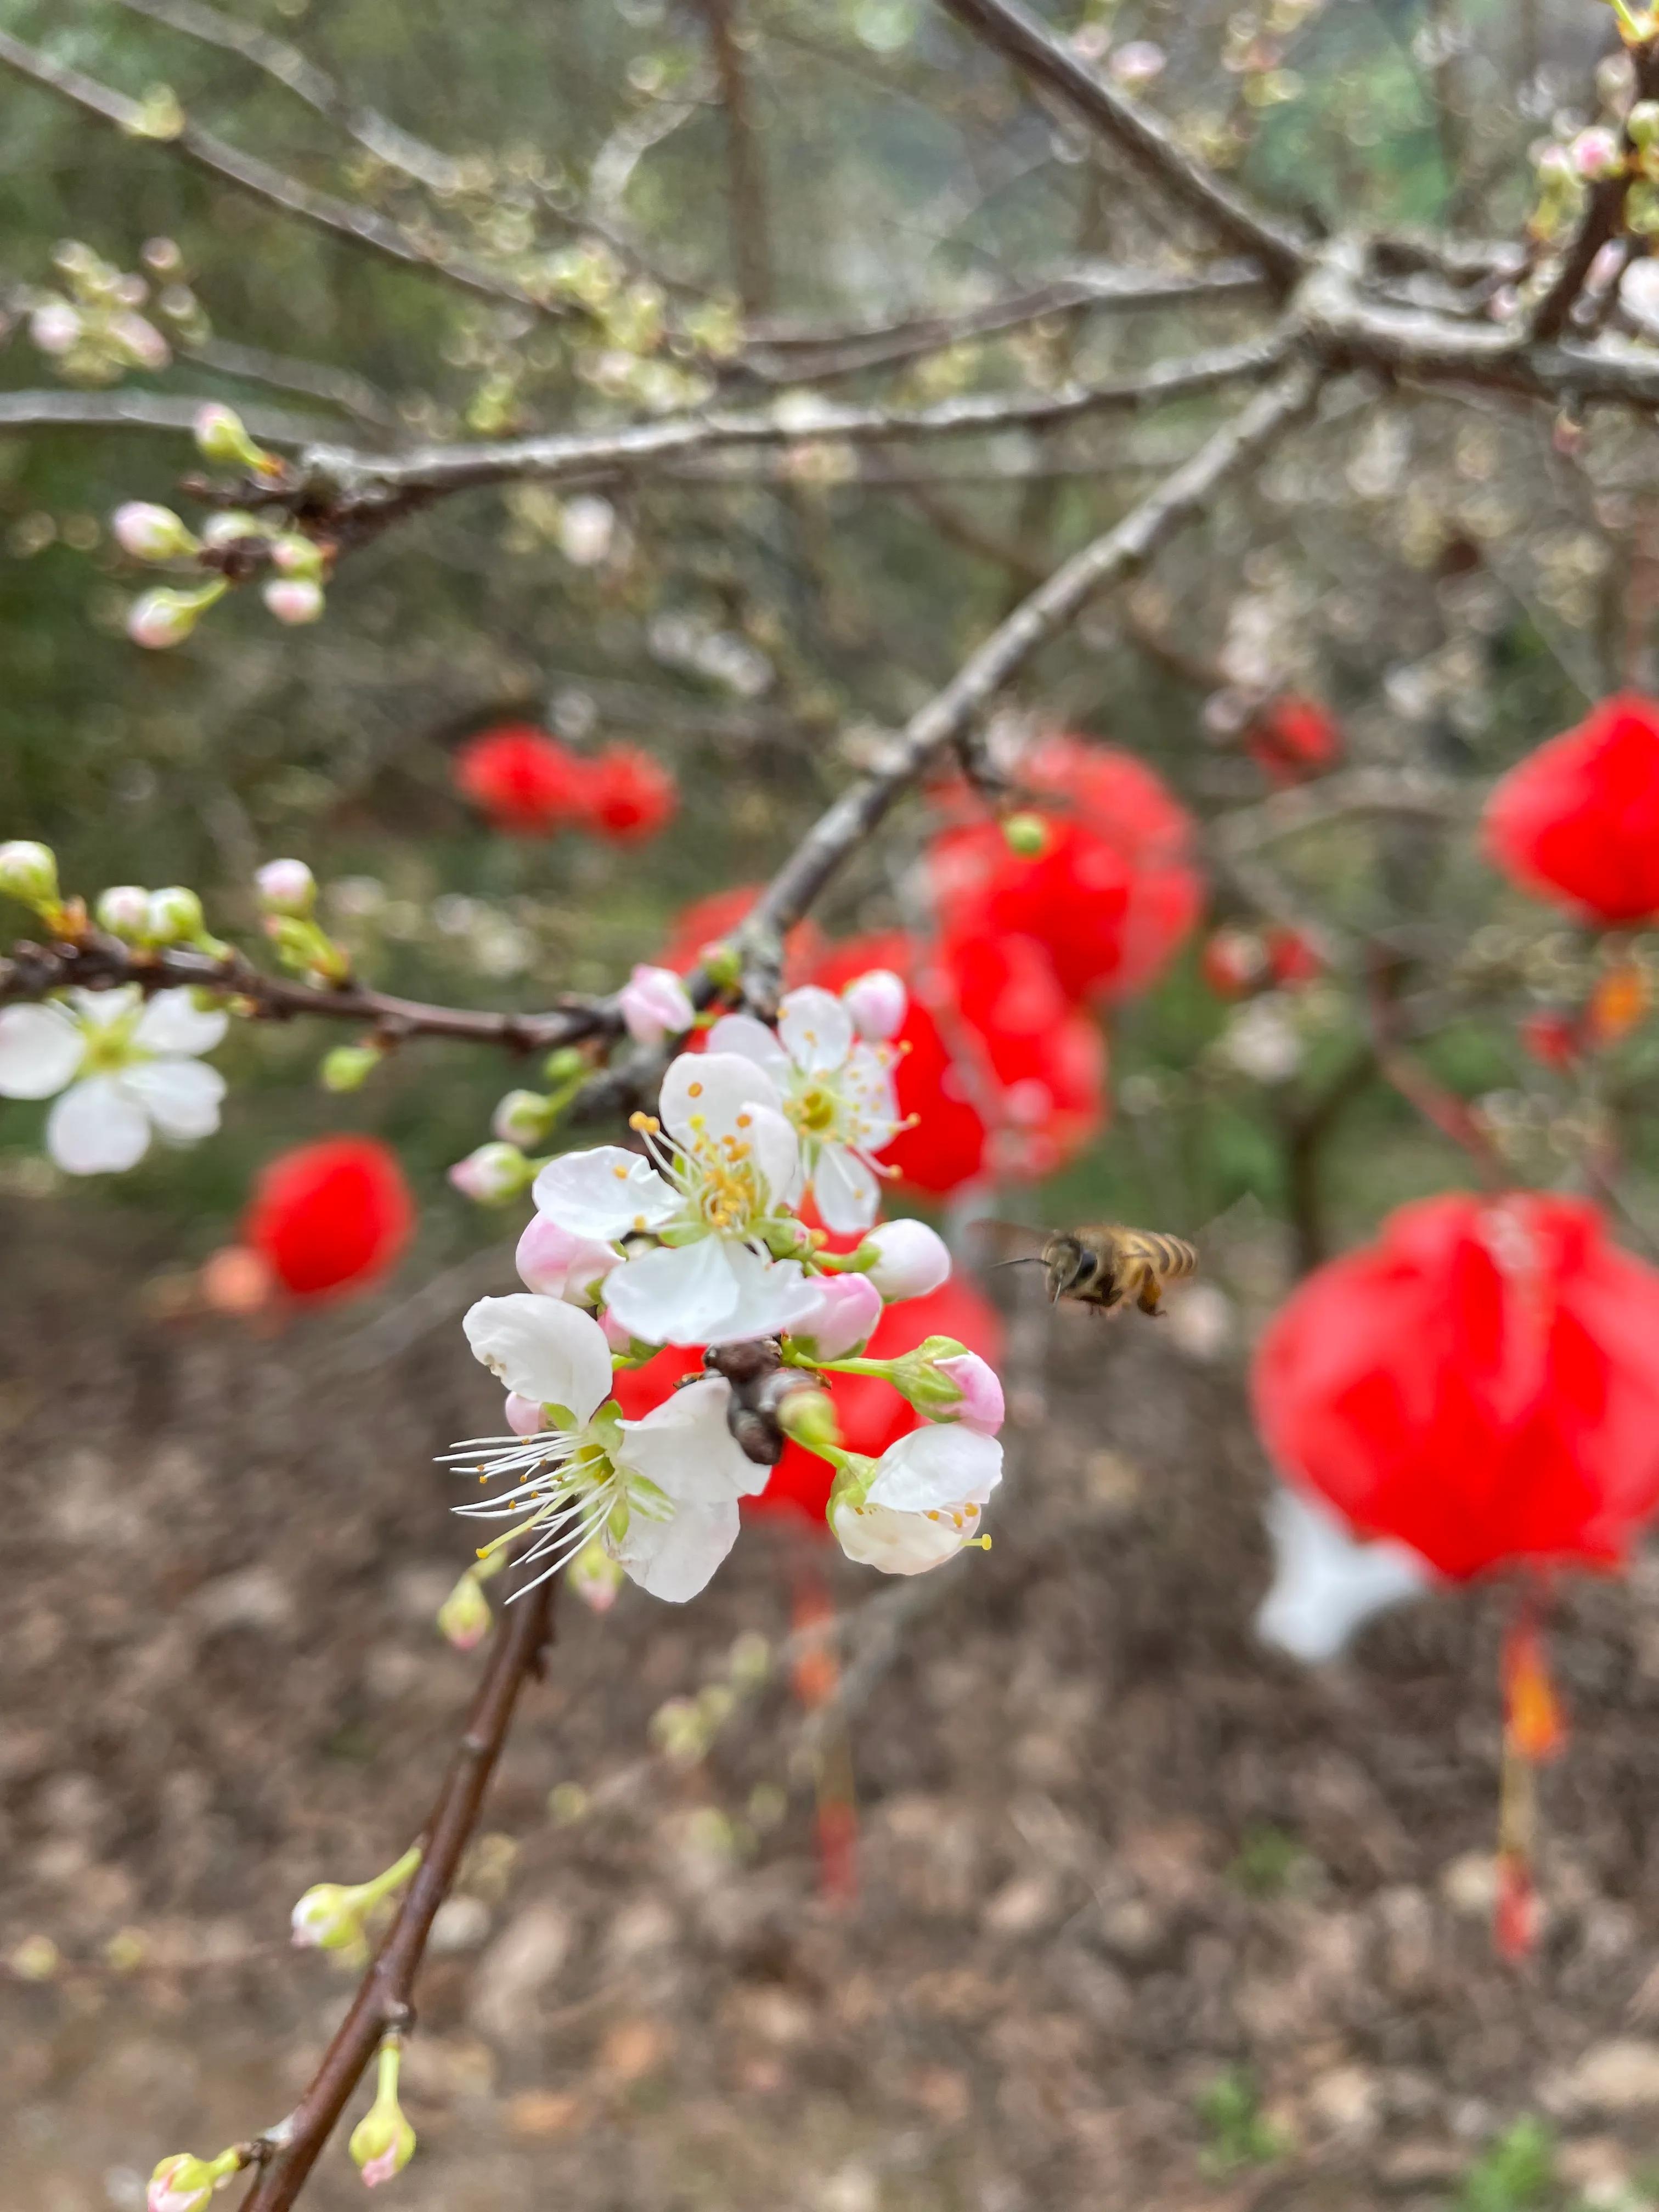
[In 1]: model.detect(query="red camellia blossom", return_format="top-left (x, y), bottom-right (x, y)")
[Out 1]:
top-left (1245, 696), bottom-right (1342, 787)
top-left (1483, 693), bottom-right (1659, 924)
top-left (243, 1136), bottom-right (414, 1301)
top-left (813, 929), bottom-right (1107, 1195)
top-left (928, 735), bottom-right (1203, 1004)
top-left (657, 883), bottom-right (825, 986)
top-left (453, 724), bottom-right (588, 836)
top-left (581, 743), bottom-right (678, 843)
top-left (1252, 1192), bottom-right (1659, 1581)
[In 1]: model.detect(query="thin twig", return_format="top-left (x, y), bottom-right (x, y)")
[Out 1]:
top-left (0, 388), bottom-right (341, 446)
top-left (1530, 41), bottom-right (1659, 344)
top-left (700, 0), bottom-right (774, 315)
top-left (239, 1577), bottom-right (555, 2212)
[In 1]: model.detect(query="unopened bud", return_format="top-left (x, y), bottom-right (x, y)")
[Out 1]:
top-left (543, 1045), bottom-right (588, 1087)
top-left (29, 300), bottom-right (82, 356)
top-left (776, 1385), bottom-right (843, 1457)
top-left (291, 1846), bottom-right (420, 1954)
top-left (841, 966), bottom-right (907, 1041)
top-left (112, 501), bottom-right (198, 562)
top-left (199, 510), bottom-right (264, 550)
top-left (349, 2040), bottom-right (416, 2188)
top-left (147, 2149), bottom-right (242, 2212)
top-left (192, 402), bottom-right (273, 473)
top-left (1571, 125), bottom-right (1622, 180)
top-left (437, 1567), bottom-right (492, 1650)
top-left (619, 962), bottom-right (696, 1047)
top-left (321, 1043), bottom-right (382, 1093)
top-left (448, 1142), bottom-right (534, 1205)
top-left (700, 940), bottom-right (743, 990)
top-left (262, 578), bottom-right (324, 626)
top-left (146, 885), bottom-right (206, 945)
top-left (568, 1539), bottom-right (626, 1613)
top-left (0, 840), bottom-right (59, 909)
top-left (1632, 99), bottom-right (1659, 150)
top-left (255, 857), bottom-right (315, 917)
top-left (856, 1217), bottom-right (952, 1300)
top-left (1002, 811), bottom-right (1049, 858)
top-left (126, 579), bottom-right (224, 650)
top-left (492, 1088), bottom-right (554, 1147)
top-left (269, 533), bottom-right (325, 580)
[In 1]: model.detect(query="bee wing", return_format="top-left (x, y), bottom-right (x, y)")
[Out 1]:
top-left (964, 1218), bottom-right (1048, 1266)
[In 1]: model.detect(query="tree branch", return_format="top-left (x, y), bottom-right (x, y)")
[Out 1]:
top-left (700, 0), bottom-right (774, 315)
top-left (239, 1576), bottom-right (556, 2212)
top-left (1529, 41), bottom-right (1659, 344)
top-left (0, 934), bottom-right (618, 1053)
top-left (0, 388), bottom-right (341, 446)
top-left (933, 0), bottom-right (1309, 288)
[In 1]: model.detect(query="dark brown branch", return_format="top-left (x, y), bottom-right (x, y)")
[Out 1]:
top-left (933, 0), bottom-right (1309, 288)
top-left (239, 1577), bottom-right (555, 2212)
top-left (0, 389), bottom-right (340, 446)
top-left (1530, 42), bottom-right (1659, 344)
top-left (0, 30), bottom-right (571, 325)
top-left (0, 935), bottom-right (618, 1053)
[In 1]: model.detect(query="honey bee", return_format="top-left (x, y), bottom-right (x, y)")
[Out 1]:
top-left (979, 1222), bottom-right (1199, 1317)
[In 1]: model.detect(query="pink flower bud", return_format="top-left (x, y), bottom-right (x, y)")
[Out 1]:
top-left (29, 300), bottom-right (82, 355)
top-left (515, 1214), bottom-right (619, 1302)
top-left (112, 501), bottom-right (196, 562)
top-left (110, 311), bottom-right (171, 370)
top-left (857, 1218), bottom-right (951, 1300)
top-left (255, 858), bottom-right (316, 916)
top-left (795, 1271), bottom-right (882, 1358)
top-left (147, 2154), bottom-right (224, 2212)
top-left (935, 1352), bottom-right (1005, 1435)
top-left (127, 589), bottom-right (200, 650)
top-left (840, 967), bottom-right (907, 1041)
top-left (1536, 143), bottom-right (1573, 183)
top-left (448, 1142), bottom-right (531, 1205)
top-left (1109, 38), bottom-right (1165, 84)
top-left (262, 578), bottom-right (324, 626)
top-left (200, 511), bottom-right (262, 550)
top-left (504, 1391), bottom-right (546, 1437)
top-left (1571, 126), bottom-right (1622, 180)
top-left (619, 962), bottom-right (695, 1047)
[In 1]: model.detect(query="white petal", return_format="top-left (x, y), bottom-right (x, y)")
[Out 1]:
top-left (832, 1498), bottom-right (968, 1576)
top-left (46, 1075), bottom-right (150, 1174)
top-left (1255, 1486), bottom-right (1431, 1663)
top-left (810, 1143), bottom-right (881, 1233)
top-left (707, 1240), bottom-right (823, 1345)
top-left (68, 985), bottom-right (139, 1031)
top-left (0, 1003), bottom-right (83, 1098)
top-left (778, 986), bottom-right (854, 1072)
top-left (119, 1057), bottom-right (224, 1141)
top-left (704, 1012), bottom-right (789, 1076)
top-left (133, 989), bottom-right (228, 1057)
top-left (462, 1294), bottom-right (614, 1421)
top-left (659, 1051), bottom-right (781, 1144)
top-left (532, 1146), bottom-right (679, 1240)
top-left (866, 1425), bottom-right (1003, 1513)
top-left (620, 1375), bottom-right (768, 1500)
top-left (617, 1498), bottom-right (740, 1602)
top-left (603, 1235), bottom-right (741, 1346)
top-left (744, 1102), bottom-right (801, 1211)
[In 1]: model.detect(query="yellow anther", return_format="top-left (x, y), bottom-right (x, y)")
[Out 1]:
top-left (613, 1165), bottom-right (629, 1180)
top-left (629, 1111), bottom-right (651, 1132)
top-left (736, 1111), bottom-right (752, 1128)
top-left (688, 1081), bottom-right (704, 1098)
top-left (926, 1510), bottom-right (941, 1522)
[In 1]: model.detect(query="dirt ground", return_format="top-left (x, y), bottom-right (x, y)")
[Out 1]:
top-left (9, 1197), bottom-right (1659, 2212)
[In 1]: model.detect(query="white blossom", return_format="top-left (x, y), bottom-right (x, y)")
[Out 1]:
top-left (831, 1425), bottom-right (1001, 1576)
top-left (1255, 1487), bottom-right (1431, 1663)
top-left (0, 986), bottom-right (226, 1174)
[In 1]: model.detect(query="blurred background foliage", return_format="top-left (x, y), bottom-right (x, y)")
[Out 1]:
top-left (1, 0), bottom-right (1655, 1286)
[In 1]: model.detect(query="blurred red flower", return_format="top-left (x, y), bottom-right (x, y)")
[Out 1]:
top-left (244, 1136), bottom-right (414, 1301)
top-left (453, 724), bottom-right (588, 836)
top-left (1252, 1192), bottom-right (1659, 1581)
top-left (1483, 693), bottom-right (1659, 924)
top-left (657, 884), bottom-right (825, 985)
top-left (582, 743), bottom-right (678, 843)
top-left (1265, 924), bottom-right (1324, 987)
top-left (928, 735), bottom-right (1202, 1003)
top-left (1245, 696), bottom-right (1342, 787)
top-left (1520, 1010), bottom-right (1579, 1070)
top-left (813, 929), bottom-right (1107, 1195)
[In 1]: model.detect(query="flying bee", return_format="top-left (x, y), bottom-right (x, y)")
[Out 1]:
top-left (977, 1222), bottom-right (1199, 1317)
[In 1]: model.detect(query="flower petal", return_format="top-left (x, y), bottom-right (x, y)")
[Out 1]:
top-left (779, 985), bottom-right (854, 1072)
top-left (68, 985), bottom-right (139, 1031)
top-left (133, 989), bottom-right (228, 1057)
top-left (46, 1074), bottom-right (150, 1174)
top-left (705, 1240), bottom-right (823, 1346)
top-left (462, 1294), bottom-right (614, 1421)
top-left (604, 1236), bottom-right (741, 1346)
top-left (832, 1497), bottom-right (968, 1576)
top-left (659, 1050), bottom-right (781, 1144)
top-left (617, 1498), bottom-right (740, 1602)
top-left (532, 1146), bottom-right (678, 1240)
top-left (1255, 1486), bottom-right (1431, 1663)
top-left (120, 1057), bottom-right (225, 1142)
top-left (866, 1424), bottom-right (1003, 1513)
top-left (744, 1102), bottom-right (802, 1212)
top-left (621, 1374), bottom-right (769, 1500)
top-left (810, 1143), bottom-right (881, 1233)
top-left (704, 1012), bottom-right (789, 1077)
top-left (0, 1003), bottom-right (83, 1099)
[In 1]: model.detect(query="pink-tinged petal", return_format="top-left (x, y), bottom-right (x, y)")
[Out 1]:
top-left (842, 968), bottom-right (907, 1041)
top-left (617, 1497), bottom-right (741, 1601)
top-left (504, 1391), bottom-right (546, 1437)
top-left (810, 1144), bottom-right (881, 1234)
top-left (119, 1058), bottom-right (225, 1142)
top-left (778, 985), bottom-right (854, 1071)
top-left (360, 2147), bottom-right (402, 2188)
top-left (866, 1424), bottom-right (1002, 1513)
top-left (659, 1051), bottom-right (781, 1144)
top-left (46, 1075), bottom-right (150, 1174)
top-left (621, 1374), bottom-right (766, 1500)
top-left (794, 1271), bottom-right (882, 1359)
top-left (515, 1214), bottom-right (619, 1302)
top-left (0, 1002), bottom-right (83, 1099)
top-left (133, 989), bottom-right (228, 1056)
top-left (532, 1146), bottom-right (677, 1240)
top-left (462, 1294), bottom-right (613, 1421)
top-left (831, 1497), bottom-right (970, 1575)
top-left (603, 1236), bottom-right (740, 1345)
top-left (704, 1011), bottom-right (789, 1075)
top-left (859, 1218), bottom-right (951, 1299)
top-left (935, 1352), bottom-right (1005, 1435)
top-left (619, 964), bottom-right (695, 1048)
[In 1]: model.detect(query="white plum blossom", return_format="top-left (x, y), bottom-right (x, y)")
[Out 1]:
top-left (831, 1424), bottom-right (1002, 1576)
top-left (1255, 1487), bottom-right (1431, 1663)
top-left (0, 986), bottom-right (226, 1174)
top-left (857, 1216), bottom-right (951, 1300)
top-left (619, 962), bottom-right (695, 1047)
top-left (451, 1294), bottom-right (771, 1600)
top-left (532, 1051), bottom-right (821, 1346)
top-left (707, 984), bottom-right (902, 1232)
